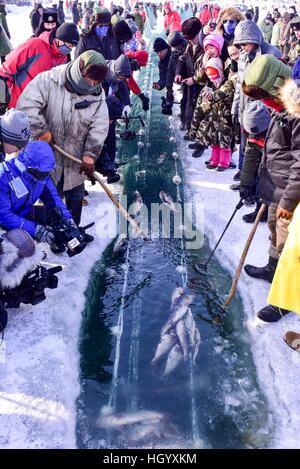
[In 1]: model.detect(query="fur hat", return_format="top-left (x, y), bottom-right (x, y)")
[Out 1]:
top-left (203, 32), bottom-right (224, 54)
top-left (41, 9), bottom-right (58, 23)
top-left (280, 79), bottom-right (300, 118)
top-left (242, 54), bottom-right (292, 99)
top-left (0, 229), bottom-right (42, 289)
top-left (182, 17), bottom-right (202, 40)
top-left (243, 102), bottom-right (271, 134)
top-left (216, 6), bottom-right (245, 32)
top-left (94, 6), bottom-right (111, 24)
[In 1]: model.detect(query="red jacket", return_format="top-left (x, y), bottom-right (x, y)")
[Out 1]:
top-left (199, 9), bottom-right (211, 25)
top-left (0, 31), bottom-right (68, 108)
top-left (164, 11), bottom-right (182, 33)
top-left (126, 50), bottom-right (149, 95)
top-left (212, 7), bottom-right (220, 21)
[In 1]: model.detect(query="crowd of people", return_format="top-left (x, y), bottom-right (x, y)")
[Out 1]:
top-left (0, 2), bottom-right (299, 354)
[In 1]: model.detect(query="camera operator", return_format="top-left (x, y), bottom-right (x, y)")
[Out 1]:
top-left (0, 228), bottom-right (62, 332)
top-left (0, 140), bottom-right (89, 255)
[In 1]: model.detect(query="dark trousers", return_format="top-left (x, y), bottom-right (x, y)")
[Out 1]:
top-left (96, 121), bottom-right (117, 174)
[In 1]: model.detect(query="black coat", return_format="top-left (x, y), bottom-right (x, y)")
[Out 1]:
top-left (259, 110), bottom-right (300, 211)
top-left (157, 49), bottom-right (171, 90)
top-left (75, 30), bottom-right (121, 60)
top-left (72, 4), bottom-right (80, 25)
top-left (58, 6), bottom-right (65, 24)
top-left (30, 11), bottom-right (41, 33)
top-left (166, 49), bottom-right (182, 90)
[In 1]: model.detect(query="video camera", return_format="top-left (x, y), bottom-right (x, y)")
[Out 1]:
top-left (0, 264), bottom-right (62, 309)
top-left (46, 208), bottom-right (93, 257)
top-left (120, 114), bottom-right (145, 140)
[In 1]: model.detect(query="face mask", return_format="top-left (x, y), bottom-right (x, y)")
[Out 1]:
top-left (95, 25), bottom-right (109, 37)
top-left (223, 20), bottom-right (238, 36)
top-left (58, 44), bottom-right (72, 55)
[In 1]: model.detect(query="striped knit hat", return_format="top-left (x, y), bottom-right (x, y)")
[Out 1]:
top-left (0, 109), bottom-right (31, 149)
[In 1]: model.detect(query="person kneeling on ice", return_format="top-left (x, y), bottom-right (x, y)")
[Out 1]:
top-left (239, 102), bottom-right (271, 223)
top-left (241, 55), bottom-right (300, 323)
top-left (189, 58), bottom-right (235, 170)
top-left (0, 140), bottom-right (88, 256)
top-left (16, 50), bottom-right (109, 226)
top-left (0, 229), bottom-right (62, 331)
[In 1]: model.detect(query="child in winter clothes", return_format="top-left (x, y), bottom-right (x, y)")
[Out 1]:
top-left (190, 57), bottom-right (235, 170)
top-left (239, 101), bottom-right (271, 223)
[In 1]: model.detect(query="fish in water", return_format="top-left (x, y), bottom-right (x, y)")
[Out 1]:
top-left (159, 191), bottom-right (178, 213)
top-left (113, 233), bottom-right (129, 256)
top-left (151, 330), bottom-right (177, 365)
top-left (161, 288), bottom-right (194, 336)
top-left (96, 410), bottom-right (165, 429)
top-left (157, 152), bottom-right (167, 164)
top-left (164, 343), bottom-right (183, 375)
top-left (131, 190), bottom-right (143, 219)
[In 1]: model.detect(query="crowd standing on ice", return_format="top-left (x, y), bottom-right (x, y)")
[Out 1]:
top-left (0, 1), bottom-right (300, 356)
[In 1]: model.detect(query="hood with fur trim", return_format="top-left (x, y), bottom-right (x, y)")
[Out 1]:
top-left (280, 79), bottom-right (300, 118)
top-left (216, 6), bottom-right (245, 32)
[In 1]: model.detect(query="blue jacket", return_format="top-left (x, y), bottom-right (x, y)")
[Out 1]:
top-left (0, 141), bottom-right (71, 236)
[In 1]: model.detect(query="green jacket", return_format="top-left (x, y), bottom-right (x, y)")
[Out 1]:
top-left (271, 22), bottom-right (281, 46)
top-left (259, 20), bottom-right (273, 43)
top-left (134, 13), bottom-right (144, 34)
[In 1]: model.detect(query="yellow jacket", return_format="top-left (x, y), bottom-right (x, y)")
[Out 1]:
top-left (268, 203), bottom-right (300, 314)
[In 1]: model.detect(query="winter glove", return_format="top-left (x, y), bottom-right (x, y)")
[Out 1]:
top-left (37, 131), bottom-right (52, 143)
top-left (122, 105), bottom-right (131, 117)
top-left (232, 115), bottom-right (239, 127)
top-left (35, 224), bottom-right (55, 244)
top-left (138, 93), bottom-right (150, 111)
top-left (239, 185), bottom-right (254, 200)
top-left (152, 82), bottom-right (161, 90)
top-left (79, 155), bottom-right (95, 178)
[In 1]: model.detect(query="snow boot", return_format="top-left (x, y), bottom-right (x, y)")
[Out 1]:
top-left (106, 170), bottom-right (121, 184)
top-left (244, 256), bottom-right (278, 283)
top-left (284, 331), bottom-right (300, 352)
top-left (188, 142), bottom-right (198, 149)
top-left (216, 166), bottom-right (227, 172)
top-left (192, 146), bottom-right (205, 158)
top-left (229, 161), bottom-right (237, 169)
top-left (183, 132), bottom-right (193, 141)
top-left (243, 204), bottom-right (268, 223)
top-left (257, 305), bottom-right (290, 322)
top-left (233, 170), bottom-right (241, 181)
top-left (206, 164), bottom-right (217, 169)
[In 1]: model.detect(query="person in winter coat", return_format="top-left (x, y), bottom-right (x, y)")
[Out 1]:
top-left (231, 20), bottom-right (281, 182)
top-left (0, 141), bottom-right (73, 242)
top-left (125, 49), bottom-right (149, 111)
top-left (34, 10), bottom-right (60, 37)
top-left (0, 23), bottom-right (11, 64)
top-left (0, 23), bottom-right (80, 109)
top-left (113, 19), bottom-right (133, 53)
top-left (81, 1), bottom-right (94, 32)
top-left (75, 7), bottom-right (121, 60)
top-left (215, 6), bottom-right (245, 61)
top-left (190, 58), bottom-right (235, 169)
top-left (16, 50), bottom-right (109, 226)
top-left (241, 54), bottom-right (299, 323)
top-left (259, 13), bottom-right (273, 44)
top-left (30, 3), bottom-right (43, 34)
top-left (271, 11), bottom-right (282, 47)
top-left (267, 202), bottom-right (300, 350)
top-left (0, 2), bottom-right (11, 39)
top-left (199, 4), bottom-right (210, 26)
top-left (133, 4), bottom-right (144, 35)
top-left (279, 12), bottom-right (291, 55)
top-left (72, 1), bottom-right (80, 25)
top-left (175, 17), bottom-right (204, 137)
top-left (287, 16), bottom-right (300, 65)
top-left (164, 2), bottom-right (182, 34)
top-left (58, 0), bottom-right (65, 24)
top-left (212, 4), bottom-right (220, 22)
top-left (99, 54), bottom-right (132, 183)
top-left (239, 101), bottom-right (271, 223)
top-left (152, 37), bottom-right (172, 110)
top-left (168, 31), bottom-right (188, 129)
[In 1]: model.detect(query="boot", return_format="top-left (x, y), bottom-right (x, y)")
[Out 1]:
top-left (244, 256), bottom-right (278, 283)
top-left (284, 331), bottom-right (300, 352)
top-left (257, 305), bottom-right (290, 322)
top-left (233, 170), bottom-right (241, 181)
top-left (106, 170), bottom-right (121, 184)
top-left (192, 146), bottom-right (205, 158)
top-left (229, 182), bottom-right (240, 191)
top-left (66, 199), bottom-right (83, 226)
top-left (188, 142), bottom-right (198, 149)
top-left (0, 307), bottom-right (8, 331)
top-left (243, 203), bottom-right (268, 223)
top-left (229, 161), bottom-right (237, 169)
top-left (183, 132), bottom-right (193, 141)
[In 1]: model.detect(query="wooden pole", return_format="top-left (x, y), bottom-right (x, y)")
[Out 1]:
top-left (223, 204), bottom-right (266, 309)
top-left (53, 144), bottom-right (149, 240)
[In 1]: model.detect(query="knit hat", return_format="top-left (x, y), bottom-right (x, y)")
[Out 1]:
top-left (94, 6), bottom-right (111, 24)
top-left (153, 37), bottom-right (169, 52)
top-left (0, 229), bottom-right (42, 289)
top-left (106, 95), bottom-right (123, 120)
top-left (114, 19), bottom-right (133, 44)
top-left (0, 109), bottom-right (31, 149)
top-left (203, 32), bottom-right (224, 54)
top-left (168, 31), bottom-right (187, 48)
top-left (41, 9), bottom-right (58, 23)
top-left (112, 54), bottom-right (132, 78)
top-left (55, 22), bottom-right (80, 45)
top-left (205, 57), bottom-right (224, 85)
top-left (243, 102), bottom-right (271, 134)
top-left (182, 17), bottom-right (202, 40)
top-left (243, 54), bottom-right (292, 98)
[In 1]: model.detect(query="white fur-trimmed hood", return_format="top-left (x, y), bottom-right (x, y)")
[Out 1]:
top-left (280, 79), bottom-right (300, 118)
